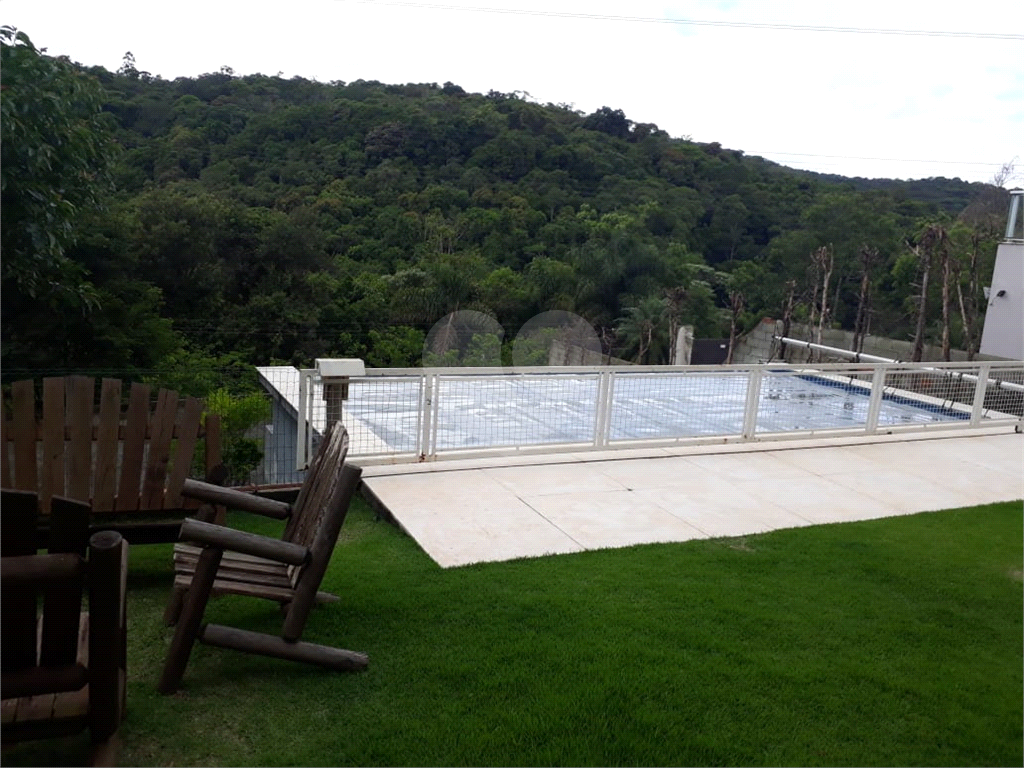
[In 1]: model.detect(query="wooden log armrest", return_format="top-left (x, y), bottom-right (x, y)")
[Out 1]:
top-left (1, 664), bottom-right (89, 700)
top-left (179, 519), bottom-right (310, 567)
top-left (1, 553), bottom-right (85, 587)
top-left (181, 479), bottom-right (292, 520)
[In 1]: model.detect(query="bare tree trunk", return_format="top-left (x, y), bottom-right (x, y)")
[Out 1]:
top-left (940, 243), bottom-right (952, 361)
top-left (910, 244), bottom-right (932, 363)
top-left (813, 246), bottom-right (834, 348)
top-left (830, 275), bottom-right (842, 340)
top-left (806, 283), bottom-right (818, 363)
top-left (664, 287), bottom-right (686, 366)
top-left (779, 280), bottom-right (796, 361)
top-left (637, 322), bottom-right (651, 364)
top-left (725, 291), bottom-right (744, 365)
top-left (955, 280), bottom-right (972, 361)
top-left (852, 271), bottom-right (869, 352)
top-left (807, 253), bottom-right (821, 363)
top-left (819, 247), bottom-right (834, 344)
top-left (599, 326), bottom-right (614, 365)
top-left (852, 246), bottom-right (877, 354)
top-left (911, 224), bottom-right (947, 363)
top-left (956, 232), bottom-right (983, 361)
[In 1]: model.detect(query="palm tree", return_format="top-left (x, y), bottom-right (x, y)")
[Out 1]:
top-left (615, 296), bottom-right (670, 364)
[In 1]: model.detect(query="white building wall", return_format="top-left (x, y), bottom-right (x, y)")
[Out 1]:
top-left (980, 241), bottom-right (1024, 360)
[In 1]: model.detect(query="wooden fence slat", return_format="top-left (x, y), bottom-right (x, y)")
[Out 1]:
top-left (164, 396), bottom-right (202, 508)
top-left (40, 378), bottom-right (67, 515)
top-left (92, 380), bottom-right (122, 513)
top-left (40, 497), bottom-right (90, 668)
top-left (142, 389), bottom-right (178, 510)
top-left (65, 377), bottom-right (93, 504)
top-left (11, 380), bottom-right (37, 493)
top-left (116, 383), bottom-right (150, 512)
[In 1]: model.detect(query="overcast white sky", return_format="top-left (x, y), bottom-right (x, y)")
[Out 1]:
top-left (4, 0), bottom-right (1022, 184)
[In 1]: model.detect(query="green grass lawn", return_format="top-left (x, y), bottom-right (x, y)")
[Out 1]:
top-left (5, 498), bottom-right (1022, 767)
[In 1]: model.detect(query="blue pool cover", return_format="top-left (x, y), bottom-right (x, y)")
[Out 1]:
top-left (342, 371), bottom-right (967, 454)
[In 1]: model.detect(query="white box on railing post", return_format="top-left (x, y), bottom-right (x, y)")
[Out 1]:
top-left (317, 358), bottom-right (365, 429)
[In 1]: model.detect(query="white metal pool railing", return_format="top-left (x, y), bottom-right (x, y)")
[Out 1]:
top-left (295, 360), bottom-right (1024, 466)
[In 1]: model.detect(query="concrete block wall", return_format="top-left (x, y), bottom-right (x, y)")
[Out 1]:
top-left (781, 323), bottom-right (1006, 363)
top-left (732, 319), bottom-right (783, 363)
top-left (548, 339), bottom-right (634, 366)
top-left (725, 317), bottom-right (1010, 365)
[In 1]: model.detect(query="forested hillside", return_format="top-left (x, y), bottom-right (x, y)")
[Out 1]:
top-left (1, 33), bottom-right (1011, 390)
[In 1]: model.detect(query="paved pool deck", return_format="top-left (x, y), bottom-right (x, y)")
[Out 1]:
top-left (358, 426), bottom-right (1023, 568)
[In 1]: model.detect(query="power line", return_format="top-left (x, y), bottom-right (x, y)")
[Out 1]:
top-left (344, 0), bottom-right (1024, 40)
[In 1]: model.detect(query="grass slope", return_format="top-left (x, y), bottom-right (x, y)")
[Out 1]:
top-left (5, 499), bottom-right (1022, 767)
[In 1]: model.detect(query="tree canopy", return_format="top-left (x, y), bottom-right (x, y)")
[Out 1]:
top-left (0, 41), bottom-right (1009, 384)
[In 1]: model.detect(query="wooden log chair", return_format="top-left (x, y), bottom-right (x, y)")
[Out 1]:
top-left (1, 489), bottom-right (129, 767)
top-left (1, 375), bottom-right (224, 545)
top-left (158, 422), bottom-right (368, 694)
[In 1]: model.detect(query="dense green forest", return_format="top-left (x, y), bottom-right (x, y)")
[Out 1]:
top-left (1, 29), bottom-right (1012, 393)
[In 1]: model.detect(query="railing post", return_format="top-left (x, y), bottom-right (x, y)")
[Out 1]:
top-left (428, 373), bottom-right (441, 460)
top-left (864, 366), bottom-right (886, 434)
top-left (418, 373), bottom-right (433, 459)
top-left (604, 371), bottom-right (616, 447)
top-left (741, 368), bottom-right (763, 440)
top-left (296, 369), bottom-right (315, 470)
top-left (593, 371), bottom-right (614, 449)
top-left (970, 363), bottom-right (990, 425)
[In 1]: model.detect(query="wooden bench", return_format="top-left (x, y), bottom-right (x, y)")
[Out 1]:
top-left (158, 422), bottom-right (367, 693)
top-left (1, 489), bottom-right (128, 766)
top-left (2, 376), bottom-right (223, 544)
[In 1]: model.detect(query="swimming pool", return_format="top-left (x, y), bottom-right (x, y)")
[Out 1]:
top-left (340, 368), bottom-right (972, 456)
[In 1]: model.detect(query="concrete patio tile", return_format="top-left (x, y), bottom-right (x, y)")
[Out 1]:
top-left (522, 490), bottom-right (708, 550)
top-left (633, 485), bottom-right (814, 537)
top-left (368, 485), bottom-right (584, 568)
top-left (732, 475), bottom-right (900, 524)
top-left (365, 469), bottom-right (512, 505)
top-left (841, 443), bottom-right (963, 479)
top-left (590, 456), bottom-right (706, 490)
top-left (898, 460), bottom-right (1023, 501)
top-left (483, 462), bottom-right (628, 497)
top-left (681, 450), bottom-right (811, 481)
top-left (363, 431), bottom-right (1022, 568)
top-left (771, 446), bottom-right (891, 476)
top-left (824, 468), bottom-right (979, 514)
top-left (952, 435), bottom-right (1024, 474)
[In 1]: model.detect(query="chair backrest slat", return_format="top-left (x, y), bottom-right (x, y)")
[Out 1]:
top-left (65, 376), bottom-right (94, 505)
top-left (286, 423), bottom-right (350, 544)
top-left (11, 380), bottom-right (37, 493)
top-left (164, 396), bottom-right (203, 508)
top-left (282, 461), bottom-right (361, 642)
top-left (92, 379), bottom-right (123, 513)
top-left (283, 424), bottom-right (348, 589)
top-left (286, 424), bottom-right (348, 550)
top-left (141, 389), bottom-right (178, 510)
top-left (116, 383), bottom-right (151, 512)
top-left (40, 378), bottom-right (66, 513)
